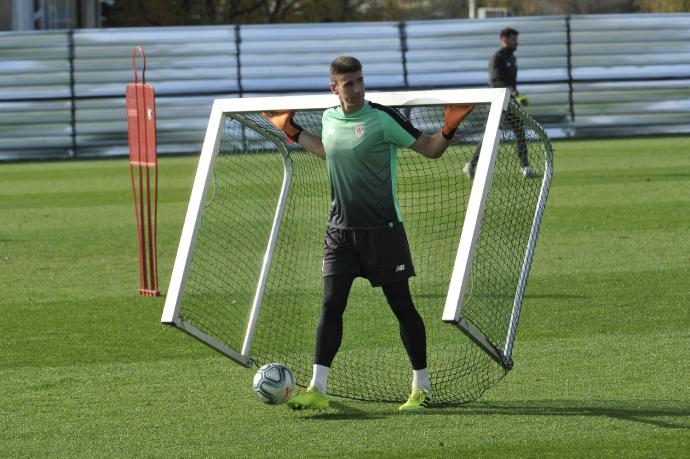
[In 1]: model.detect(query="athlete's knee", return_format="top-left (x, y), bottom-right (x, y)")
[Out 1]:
top-left (382, 280), bottom-right (419, 318)
top-left (382, 280), bottom-right (411, 303)
top-left (322, 275), bottom-right (353, 318)
top-left (321, 299), bottom-right (346, 322)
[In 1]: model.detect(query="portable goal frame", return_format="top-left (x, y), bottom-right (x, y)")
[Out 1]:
top-left (161, 88), bottom-right (553, 402)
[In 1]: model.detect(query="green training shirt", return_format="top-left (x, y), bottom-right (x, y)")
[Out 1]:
top-left (322, 101), bottom-right (421, 229)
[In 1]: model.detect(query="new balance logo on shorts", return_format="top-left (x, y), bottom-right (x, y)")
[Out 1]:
top-left (395, 264), bottom-right (405, 272)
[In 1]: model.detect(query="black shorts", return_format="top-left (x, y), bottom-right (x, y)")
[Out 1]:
top-left (322, 223), bottom-right (416, 287)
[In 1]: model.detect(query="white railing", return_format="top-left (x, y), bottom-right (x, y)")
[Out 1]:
top-left (1, 13), bottom-right (689, 160)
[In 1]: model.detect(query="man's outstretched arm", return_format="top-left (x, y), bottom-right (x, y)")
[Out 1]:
top-left (261, 111), bottom-right (325, 159)
top-left (411, 105), bottom-right (474, 159)
top-left (294, 130), bottom-right (325, 159)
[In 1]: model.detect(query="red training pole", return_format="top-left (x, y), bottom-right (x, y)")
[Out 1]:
top-left (126, 46), bottom-right (160, 297)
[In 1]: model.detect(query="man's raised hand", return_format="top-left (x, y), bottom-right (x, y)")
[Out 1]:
top-left (261, 111), bottom-right (303, 142)
top-left (442, 105), bottom-right (475, 140)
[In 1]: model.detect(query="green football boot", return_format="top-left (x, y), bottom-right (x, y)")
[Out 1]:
top-left (286, 385), bottom-right (329, 410)
top-left (399, 388), bottom-right (432, 411)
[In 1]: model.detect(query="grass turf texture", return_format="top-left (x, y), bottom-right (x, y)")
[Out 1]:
top-left (1, 136), bottom-right (689, 457)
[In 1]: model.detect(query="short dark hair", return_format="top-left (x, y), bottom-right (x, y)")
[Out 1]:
top-left (500, 28), bottom-right (519, 38)
top-left (330, 56), bottom-right (362, 79)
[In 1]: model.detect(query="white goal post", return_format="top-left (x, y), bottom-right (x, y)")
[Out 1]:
top-left (160, 88), bottom-right (553, 404)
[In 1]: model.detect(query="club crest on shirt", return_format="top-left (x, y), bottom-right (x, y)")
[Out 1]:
top-left (355, 125), bottom-right (366, 138)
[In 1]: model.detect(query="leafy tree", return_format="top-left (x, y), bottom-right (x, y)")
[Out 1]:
top-left (635, 0), bottom-right (690, 12)
top-left (102, 0), bottom-right (380, 26)
top-left (482, 0), bottom-right (636, 15)
top-left (101, 0), bottom-right (689, 26)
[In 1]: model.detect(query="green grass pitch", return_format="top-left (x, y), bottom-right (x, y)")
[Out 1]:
top-left (1, 136), bottom-right (689, 457)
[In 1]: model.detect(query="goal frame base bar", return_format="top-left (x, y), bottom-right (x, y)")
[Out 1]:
top-left (167, 318), bottom-right (253, 367)
top-left (443, 317), bottom-right (514, 370)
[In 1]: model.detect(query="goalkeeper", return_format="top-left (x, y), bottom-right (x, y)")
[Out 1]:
top-left (464, 27), bottom-right (536, 179)
top-left (263, 55), bottom-right (473, 412)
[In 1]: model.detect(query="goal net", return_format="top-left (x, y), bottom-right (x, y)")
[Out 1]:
top-left (161, 89), bottom-right (553, 405)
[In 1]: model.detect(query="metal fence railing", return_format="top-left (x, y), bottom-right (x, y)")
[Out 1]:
top-left (1, 13), bottom-right (689, 161)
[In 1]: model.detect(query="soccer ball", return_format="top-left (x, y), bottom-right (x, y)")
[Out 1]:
top-left (252, 363), bottom-right (295, 405)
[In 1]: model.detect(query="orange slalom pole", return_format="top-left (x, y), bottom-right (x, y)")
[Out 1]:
top-left (126, 46), bottom-right (160, 297)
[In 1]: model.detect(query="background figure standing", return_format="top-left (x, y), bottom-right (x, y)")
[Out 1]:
top-left (464, 27), bottom-right (536, 180)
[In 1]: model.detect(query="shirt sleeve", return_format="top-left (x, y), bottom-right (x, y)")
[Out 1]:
top-left (376, 105), bottom-right (421, 147)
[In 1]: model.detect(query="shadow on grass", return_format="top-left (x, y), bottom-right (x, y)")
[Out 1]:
top-left (557, 172), bottom-right (690, 186)
top-left (521, 293), bottom-right (589, 300)
top-left (303, 399), bottom-right (690, 429)
top-left (302, 401), bottom-right (389, 420)
top-left (456, 400), bottom-right (690, 430)
top-left (414, 292), bottom-right (590, 301)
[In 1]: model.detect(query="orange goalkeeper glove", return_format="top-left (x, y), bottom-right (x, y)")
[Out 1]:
top-left (261, 111), bottom-right (303, 143)
top-left (442, 104), bottom-right (475, 140)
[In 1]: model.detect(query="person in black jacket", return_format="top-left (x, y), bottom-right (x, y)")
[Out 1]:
top-left (464, 27), bottom-right (536, 180)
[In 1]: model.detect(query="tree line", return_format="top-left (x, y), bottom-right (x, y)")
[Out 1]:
top-left (101, 0), bottom-right (690, 26)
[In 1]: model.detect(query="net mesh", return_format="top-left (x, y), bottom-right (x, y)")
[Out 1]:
top-left (177, 100), bottom-right (552, 405)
